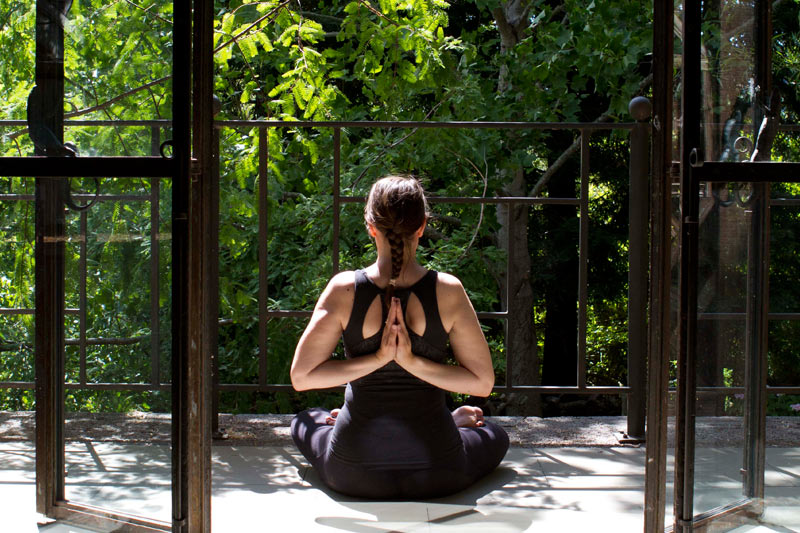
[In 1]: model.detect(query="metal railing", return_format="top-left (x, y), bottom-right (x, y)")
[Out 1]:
top-left (0, 109), bottom-right (654, 433)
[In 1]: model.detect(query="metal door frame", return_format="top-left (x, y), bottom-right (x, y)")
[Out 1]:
top-left (669, 1), bottom-right (800, 531)
top-left (0, 0), bottom-right (208, 530)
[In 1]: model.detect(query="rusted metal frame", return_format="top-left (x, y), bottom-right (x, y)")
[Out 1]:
top-left (0, 308), bottom-right (78, 314)
top-left (51, 501), bottom-right (170, 532)
top-left (211, 122), bottom-right (221, 436)
top-left (214, 383), bottom-right (633, 394)
top-left (743, 188), bottom-right (770, 501)
top-left (504, 203), bottom-right (513, 389)
top-left (675, 0), bottom-right (702, 530)
top-left (258, 127), bottom-right (269, 388)
top-left (577, 129), bottom-right (590, 390)
top-left (0, 157), bottom-right (175, 178)
top-left (742, 0), bottom-right (773, 504)
top-left (333, 128), bottom-right (341, 275)
top-left (79, 210), bottom-right (87, 386)
top-left (184, 0), bottom-right (215, 527)
top-left (626, 107), bottom-right (650, 443)
top-left (340, 196), bottom-right (581, 206)
top-left (693, 162), bottom-right (800, 182)
top-left (33, 0), bottom-right (68, 517)
top-left (0, 119), bottom-right (172, 127)
top-left (0, 194), bottom-right (150, 201)
top-left (150, 127), bottom-right (161, 389)
top-left (171, 0), bottom-right (192, 529)
top-left (216, 120), bottom-right (635, 131)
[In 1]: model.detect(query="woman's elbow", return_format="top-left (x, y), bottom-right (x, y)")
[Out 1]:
top-left (290, 367), bottom-right (310, 391)
top-left (474, 374), bottom-right (495, 398)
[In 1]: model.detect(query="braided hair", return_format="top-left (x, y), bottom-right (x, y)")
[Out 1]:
top-left (364, 175), bottom-right (429, 306)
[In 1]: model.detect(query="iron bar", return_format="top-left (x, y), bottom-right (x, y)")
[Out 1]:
top-left (79, 210), bottom-right (87, 386)
top-left (626, 99), bottom-right (651, 443)
top-left (33, 0), bottom-right (68, 517)
top-left (210, 123), bottom-right (221, 436)
top-left (332, 128), bottom-right (340, 275)
top-left (577, 130), bottom-right (589, 389)
top-left (258, 127), bottom-right (269, 388)
top-left (187, 0), bottom-right (215, 525)
top-left (693, 162), bottom-right (800, 183)
top-left (504, 203), bottom-right (512, 390)
top-left (150, 129), bottom-right (161, 388)
top-left (0, 193), bottom-right (152, 202)
top-left (0, 157), bottom-right (175, 178)
top-left (675, 0), bottom-right (702, 530)
top-left (339, 195), bottom-right (580, 205)
top-left (214, 120), bottom-right (636, 131)
top-left (172, 0), bottom-right (192, 528)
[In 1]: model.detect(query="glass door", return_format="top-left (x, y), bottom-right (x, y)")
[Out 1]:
top-left (673, 0), bottom-right (800, 531)
top-left (0, 0), bottom-right (193, 530)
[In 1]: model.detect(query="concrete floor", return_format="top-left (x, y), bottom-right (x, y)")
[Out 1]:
top-left (1, 441), bottom-right (798, 532)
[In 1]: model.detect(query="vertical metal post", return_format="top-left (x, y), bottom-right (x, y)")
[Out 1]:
top-left (332, 127), bottom-right (341, 275)
top-left (644, 1), bottom-right (674, 530)
top-left (185, 0), bottom-right (215, 527)
top-left (211, 121), bottom-right (221, 436)
top-left (675, 0), bottom-right (703, 530)
top-left (743, 0), bottom-right (772, 502)
top-left (79, 210), bottom-right (87, 386)
top-left (505, 204), bottom-right (513, 389)
top-left (34, 0), bottom-right (67, 516)
top-left (743, 191), bottom-right (769, 503)
top-left (258, 127), bottom-right (269, 388)
top-left (150, 127), bottom-right (161, 388)
top-left (626, 97), bottom-right (651, 442)
top-left (171, 0), bottom-right (192, 529)
top-left (577, 130), bottom-right (589, 389)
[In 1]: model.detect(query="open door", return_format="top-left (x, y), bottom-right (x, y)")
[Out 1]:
top-left (0, 0), bottom-right (203, 530)
top-left (671, 0), bottom-right (800, 531)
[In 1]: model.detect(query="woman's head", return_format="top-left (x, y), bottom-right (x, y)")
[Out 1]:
top-left (364, 175), bottom-right (429, 286)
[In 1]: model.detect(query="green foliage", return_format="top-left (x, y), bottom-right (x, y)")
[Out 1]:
top-left (2, 0), bottom-right (799, 417)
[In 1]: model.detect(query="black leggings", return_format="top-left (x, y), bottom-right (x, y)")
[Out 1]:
top-left (291, 407), bottom-right (509, 499)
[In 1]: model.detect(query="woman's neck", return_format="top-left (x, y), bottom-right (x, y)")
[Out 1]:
top-left (368, 254), bottom-right (426, 288)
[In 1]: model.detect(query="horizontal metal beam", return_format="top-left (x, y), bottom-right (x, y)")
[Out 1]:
top-left (692, 162), bottom-right (800, 183)
top-left (0, 157), bottom-right (174, 177)
top-left (215, 119), bottom-right (636, 131)
top-left (340, 195), bottom-right (580, 205)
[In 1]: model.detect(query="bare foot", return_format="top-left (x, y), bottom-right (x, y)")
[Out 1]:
top-left (325, 408), bottom-right (341, 425)
top-left (452, 406), bottom-right (485, 428)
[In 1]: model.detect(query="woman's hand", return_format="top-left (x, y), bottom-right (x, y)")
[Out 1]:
top-left (375, 300), bottom-right (399, 365)
top-left (390, 297), bottom-right (415, 367)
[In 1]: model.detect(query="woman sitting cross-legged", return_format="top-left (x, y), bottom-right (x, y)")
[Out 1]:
top-left (290, 175), bottom-right (509, 499)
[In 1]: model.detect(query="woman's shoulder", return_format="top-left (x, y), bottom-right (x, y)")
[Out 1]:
top-left (325, 270), bottom-right (357, 294)
top-left (434, 271), bottom-right (465, 291)
top-left (434, 271), bottom-right (468, 307)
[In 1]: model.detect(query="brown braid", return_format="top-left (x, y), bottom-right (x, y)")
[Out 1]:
top-left (364, 175), bottom-right (429, 308)
top-left (384, 228), bottom-right (405, 303)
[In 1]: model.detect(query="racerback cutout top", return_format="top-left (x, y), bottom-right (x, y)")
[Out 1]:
top-left (329, 269), bottom-right (464, 468)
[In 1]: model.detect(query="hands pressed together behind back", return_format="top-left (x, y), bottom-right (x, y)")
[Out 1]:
top-left (375, 297), bottom-right (414, 367)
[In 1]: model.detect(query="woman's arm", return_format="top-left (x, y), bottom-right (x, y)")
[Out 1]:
top-left (392, 274), bottom-right (495, 397)
top-left (290, 272), bottom-right (396, 391)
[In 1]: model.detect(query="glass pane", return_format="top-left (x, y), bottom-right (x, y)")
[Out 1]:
top-left (0, 2), bottom-right (35, 155)
top-left (63, 0), bottom-right (173, 156)
top-left (692, 180), bottom-right (751, 515)
top-left (62, 176), bottom-right (172, 523)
